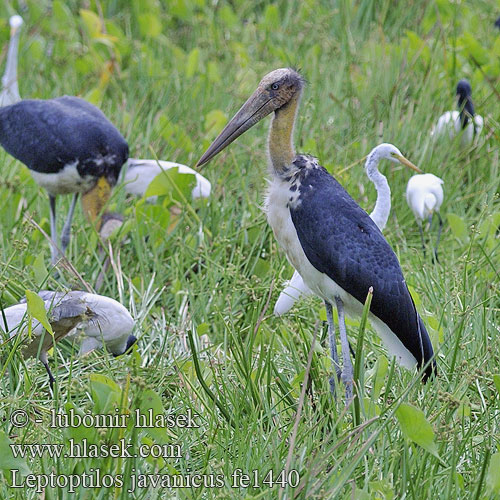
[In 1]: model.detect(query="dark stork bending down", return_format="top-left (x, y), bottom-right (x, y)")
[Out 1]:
top-left (0, 96), bottom-right (128, 266)
top-left (197, 68), bottom-right (436, 402)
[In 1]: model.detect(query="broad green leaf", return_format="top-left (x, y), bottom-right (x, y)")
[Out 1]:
top-left (32, 253), bottom-right (48, 287)
top-left (319, 306), bottom-right (327, 322)
top-left (89, 373), bottom-right (122, 414)
top-left (363, 397), bottom-right (380, 418)
top-left (186, 48), bottom-right (200, 78)
top-left (53, 0), bottom-right (75, 29)
top-left (144, 168), bottom-right (196, 202)
top-left (218, 5), bottom-right (238, 28)
top-left (169, 0), bottom-right (192, 20)
top-left (0, 430), bottom-right (31, 476)
top-left (373, 355), bottom-right (388, 399)
top-left (63, 403), bottom-right (99, 445)
top-left (138, 13), bottom-right (162, 38)
top-left (447, 213), bottom-right (468, 242)
top-left (204, 110), bottom-right (227, 138)
top-left (407, 285), bottom-right (421, 308)
top-left (134, 389), bottom-right (171, 441)
top-left (493, 374), bottom-right (500, 395)
top-left (253, 258), bottom-right (270, 279)
top-left (460, 33), bottom-right (489, 66)
top-left (370, 479), bottom-right (395, 500)
top-left (25, 289), bottom-right (53, 336)
top-left (486, 452), bottom-right (500, 494)
top-left (396, 403), bottom-right (439, 458)
top-left (80, 9), bottom-right (102, 38)
top-left (263, 4), bottom-right (280, 28)
top-left (85, 87), bottom-right (103, 106)
top-left (206, 61), bottom-right (221, 83)
top-left (197, 323), bottom-right (209, 336)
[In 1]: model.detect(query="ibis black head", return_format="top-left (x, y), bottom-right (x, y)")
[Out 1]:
top-left (495, 16), bottom-right (500, 29)
top-left (456, 79), bottom-right (475, 128)
top-left (196, 68), bottom-right (306, 167)
top-left (112, 334), bottom-right (137, 357)
top-left (456, 79), bottom-right (472, 98)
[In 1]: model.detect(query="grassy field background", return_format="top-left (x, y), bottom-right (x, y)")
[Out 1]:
top-left (0, 0), bottom-right (499, 498)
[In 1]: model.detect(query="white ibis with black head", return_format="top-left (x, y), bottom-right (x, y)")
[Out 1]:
top-left (274, 143), bottom-right (422, 316)
top-left (406, 173), bottom-right (444, 260)
top-left (197, 68), bottom-right (436, 401)
top-left (3, 290), bottom-right (136, 388)
top-left (0, 96), bottom-right (128, 266)
top-left (432, 79), bottom-right (483, 145)
top-left (0, 15), bottom-right (23, 107)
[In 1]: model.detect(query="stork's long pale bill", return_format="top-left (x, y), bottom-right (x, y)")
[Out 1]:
top-left (197, 87), bottom-right (279, 167)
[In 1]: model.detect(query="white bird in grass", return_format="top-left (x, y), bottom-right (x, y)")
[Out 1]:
top-left (274, 143), bottom-right (422, 316)
top-left (0, 15), bottom-right (23, 107)
top-left (123, 158), bottom-right (211, 201)
top-left (406, 173), bottom-right (444, 260)
top-left (197, 68), bottom-right (436, 402)
top-left (2, 291), bottom-right (136, 388)
top-left (431, 79), bottom-right (483, 145)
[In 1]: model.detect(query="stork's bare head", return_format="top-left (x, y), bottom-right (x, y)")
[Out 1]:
top-left (196, 68), bottom-right (305, 167)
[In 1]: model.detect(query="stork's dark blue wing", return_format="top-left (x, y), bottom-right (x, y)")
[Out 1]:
top-left (289, 158), bottom-right (435, 380)
top-left (0, 97), bottom-right (128, 182)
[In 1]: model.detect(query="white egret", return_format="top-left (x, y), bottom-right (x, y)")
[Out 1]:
top-left (274, 143), bottom-right (421, 316)
top-left (197, 68), bottom-right (436, 402)
top-left (406, 173), bottom-right (444, 260)
top-left (0, 15), bottom-right (23, 107)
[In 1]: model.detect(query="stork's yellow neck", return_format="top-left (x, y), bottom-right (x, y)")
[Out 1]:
top-left (268, 94), bottom-right (300, 175)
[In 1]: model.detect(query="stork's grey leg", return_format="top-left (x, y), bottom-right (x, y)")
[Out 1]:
top-left (325, 300), bottom-right (341, 394)
top-left (61, 193), bottom-right (79, 255)
top-left (49, 195), bottom-right (59, 266)
top-left (434, 212), bottom-right (443, 263)
top-left (335, 296), bottom-right (353, 404)
top-left (418, 221), bottom-right (426, 257)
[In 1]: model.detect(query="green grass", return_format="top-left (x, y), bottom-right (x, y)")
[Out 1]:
top-left (1, 0), bottom-right (499, 498)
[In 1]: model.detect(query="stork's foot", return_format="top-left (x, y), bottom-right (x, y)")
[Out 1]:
top-left (341, 368), bottom-right (354, 404)
top-left (328, 366), bottom-right (343, 396)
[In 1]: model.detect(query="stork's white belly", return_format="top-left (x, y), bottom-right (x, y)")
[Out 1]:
top-left (266, 178), bottom-right (359, 315)
top-left (265, 177), bottom-right (417, 370)
top-left (30, 161), bottom-right (96, 195)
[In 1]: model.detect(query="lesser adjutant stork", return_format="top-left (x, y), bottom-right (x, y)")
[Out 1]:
top-left (274, 143), bottom-right (422, 316)
top-left (0, 96), bottom-right (128, 266)
top-left (197, 68), bottom-right (436, 402)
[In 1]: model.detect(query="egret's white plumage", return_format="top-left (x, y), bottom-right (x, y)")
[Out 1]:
top-left (3, 291), bottom-right (136, 387)
top-left (274, 143), bottom-right (418, 316)
top-left (406, 173), bottom-right (444, 259)
top-left (124, 158), bottom-right (211, 201)
top-left (406, 174), bottom-right (444, 221)
top-left (0, 15), bottom-right (23, 107)
top-left (431, 80), bottom-right (483, 145)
